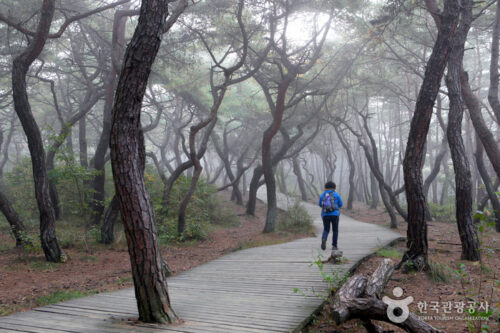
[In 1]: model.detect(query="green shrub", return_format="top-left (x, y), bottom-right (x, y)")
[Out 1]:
top-left (428, 260), bottom-right (455, 283)
top-left (277, 201), bottom-right (314, 233)
top-left (153, 174), bottom-right (238, 243)
top-left (157, 220), bottom-right (178, 244)
top-left (2, 158), bottom-right (38, 223)
top-left (376, 247), bottom-right (402, 259)
top-left (208, 196), bottom-right (240, 227)
top-left (181, 222), bottom-right (208, 241)
top-left (428, 202), bottom-right (456, 222)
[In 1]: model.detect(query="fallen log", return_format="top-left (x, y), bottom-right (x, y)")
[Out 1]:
top-left (331, 258), bottom-right (444, 333)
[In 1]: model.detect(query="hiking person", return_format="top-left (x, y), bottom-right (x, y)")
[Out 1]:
top-left (318, 181), bottom-right (343, 250)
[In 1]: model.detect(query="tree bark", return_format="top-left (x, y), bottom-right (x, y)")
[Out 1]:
top-left (445, 0), bottom-right (480, 261)
top-left (213, 133), bottom-right (243, 204)
top-left (488, 0), bottom-right (500, 124)
top-left (369, 172), bottom-right (379, 209)
top-left (46, 90), bottom-right (103, 221)
top-left (89, 8), bottom-right (131, 226)
top-left (474, 136), bottom-right (500, 232)
top-left (109, 0), bottom-right (186, 323)
top-left (246, 165), bottom-right (263, 215)
top-left (332, 259), bottom-right (441, 332)
top-left (79, 118), bottom-right (88, 168)
top-left (0, 190), bottom-right (27, 247)
top-left (0, 115), bottom-right (15, 177)
top-left (423, 96), bottom-right (447, 220)
top-left (380, 187), bottom-right (398, 229)
top-left (462, 72), bottom-right (500, 180)
top-left (262, 76), bottom-right (293, 233)
top-left (11, 0), bottom-right (62, 262)
top-left (334, 127), bottom-right (355, 210)
top-left (100, 195), bottom-right (119, 244)
top-left (401, 0), bottom-right (459, 271)
top-left (292, 157), bottom-right (308, 201)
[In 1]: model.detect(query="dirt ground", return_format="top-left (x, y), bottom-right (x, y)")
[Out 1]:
top-left (0, 193), bottom-right (310, 316)
top-left (305, 202), bottom-right (500, 333)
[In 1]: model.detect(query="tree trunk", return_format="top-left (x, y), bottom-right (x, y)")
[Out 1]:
top-left (0, 190), bottom-right (27, 247)
top-left (475, 136), bottom-right (500, 232)
top-left (423, 96), bottom-right (447, 220)
top-left (445, 0), bottom-right (480, 261)
top-left (0, 116), bottom-right (15, 176)
top-left (462, 72), bottom-right (500, 180)
top-left (401, 0), bottom-right (459, 271)
top-left (109, 0), bottom-right (186, 323)
top-left (369, 172), bottom-right (379, 209)
top-left (11, 0), bottom-right (62, 262)
top-left (232, 152), bottom-right (247, 205)
top-left (246, 165), bottom-right (263, 215)
top-left (89, 8), bottom-right (130, 226)
top-left (335, 127), bottom-right (355, 210)
top-left (332, 259), bottom-right (441, 332)
top-left (100, 195), bottom-right (119, 244)
top-left (292, 157), bottom-right (308, 201)
top-left (46, 91), bottom-right (102, 221)
top-left (262, 77), bottom-right (293, 233)
top-left (79, 118), bottom-right (88, 168)
top-left (213, 133), bottom-right (243, 204)
top-left (380, 186), bottom-right (398, 229)
top-left (487, 0), bottom-right (500, 124)
top-left (177, 167), bottom-right (202, 236)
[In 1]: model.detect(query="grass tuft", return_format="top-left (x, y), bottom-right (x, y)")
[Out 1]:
top-left (427, 260), bottom-right (455, 283)
top-left (35, 290), bottom-right (98, 307)
top-left (376, 247), bottom-right (403, 259)
top-left (277, 201), bottom-right (314, 233)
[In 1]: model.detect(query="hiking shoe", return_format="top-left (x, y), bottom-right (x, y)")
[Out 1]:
top-left (332, 245), bottom-right (338, 251)
top-left (321, 239), bottom-right (326, 250)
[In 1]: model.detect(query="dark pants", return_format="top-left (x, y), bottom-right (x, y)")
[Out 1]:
top-left (322, 215), bottom-right (339, 248)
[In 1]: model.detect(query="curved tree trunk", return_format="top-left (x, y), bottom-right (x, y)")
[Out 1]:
top-left (232, 152), bottom-right (247, 205)
top-left (246, 165), bottom-right (263, 215)
top-left (0, 190), bottom-right (27, 247)
top-left (488, 0), bottom-right (500, 124)
top-left (462, 72), bottom-right (500, 180)
top-left (475, 136), bottom-right (500, 232)
top-left (401, 0), bottom-right (459, 271)
top-left (292, 157), bottom-right (308, 201)
top-left (213, 133), bottom-right (243, 204)
top-left (100, 195), bottom-right (119, 244)
top-left (109, 0), bottom-right (186, 323)
top-left (380, 187), bottom-right (398, 229)
top-left (11, 0), bottom-right (62, 262)
top-left (369, 173), bottom-right (379, 209)
top-left (89, 83), bottom-right (114, 225)
top-left (89, 8), bottom-right (131, 226)
top-left (79, 118), bottom-right (88, 168)
top-left (423, 96), bottom-right (447, 221)
top-left (177, 167), bottom-right (202, 236)
top-left (0, 115), bottom-right (16, 177)
top-left (262, 77), bottom-right (293, 233)
top-left (444, 0), bottom-right (480, 261)
top-left (335, 128), bottom-right (355, 210)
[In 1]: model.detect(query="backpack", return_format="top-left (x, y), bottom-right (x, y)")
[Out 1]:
top-left (322, 191), bottom-right (338, 212)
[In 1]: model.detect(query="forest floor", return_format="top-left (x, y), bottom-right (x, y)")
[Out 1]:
top-left (305, 202), bottom-right (500, 333)
top-left (0, 192), bottom-right (312, 317)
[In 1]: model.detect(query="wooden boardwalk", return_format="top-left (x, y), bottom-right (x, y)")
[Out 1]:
top-left (0, 189), bottom-right (402, 333)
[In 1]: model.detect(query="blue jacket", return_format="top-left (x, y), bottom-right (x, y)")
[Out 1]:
top-left (318, 190), bottom-right (343, 217)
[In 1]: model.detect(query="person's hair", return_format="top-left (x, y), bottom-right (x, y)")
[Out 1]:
top-left (325, 181), bottom-right (336, 189)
